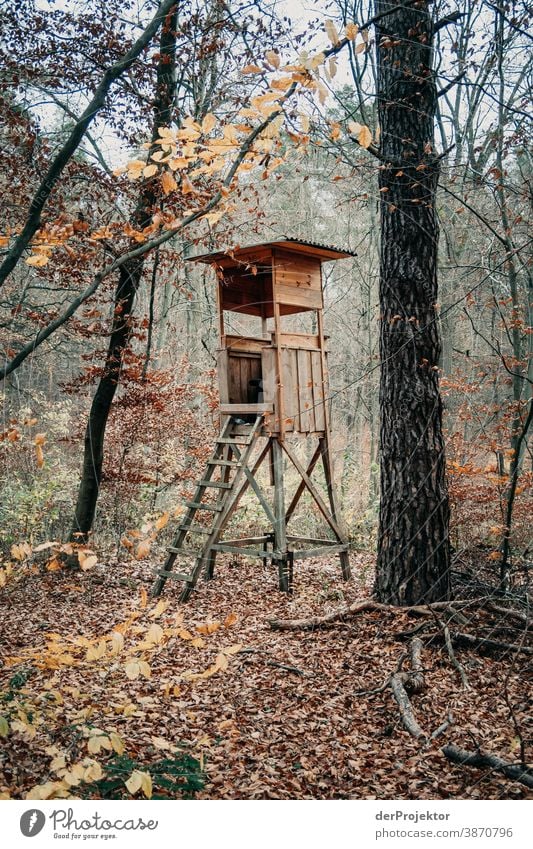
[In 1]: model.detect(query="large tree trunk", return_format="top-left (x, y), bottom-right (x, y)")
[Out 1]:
top-left (70, 4), bottom-right (178, 542)
top-left (374, 1), bottom-right (451, 604)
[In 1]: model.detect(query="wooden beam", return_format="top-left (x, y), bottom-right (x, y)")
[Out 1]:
top-left (291, 544), bottom-right (349, 560)
top-left (280, 440), bottom-right (345, 541)
top-left (284, 443), bottom-right (321, 524)
top-left (219, 403), bottom-right (273, 414)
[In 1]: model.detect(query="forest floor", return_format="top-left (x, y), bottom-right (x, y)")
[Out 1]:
top-left (0, 549), bottom-right (530, 800)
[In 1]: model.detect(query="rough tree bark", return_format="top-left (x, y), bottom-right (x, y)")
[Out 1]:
top-left (374, 1), bottom-right (451, 604)
top-left (70, 4), bottom-right (179, 542)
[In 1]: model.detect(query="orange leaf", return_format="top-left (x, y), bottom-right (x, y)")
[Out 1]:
top-left (223, 613), bottom-right (238, 628)
top-left (161, 171), bottom-right (177, 195)
top-left (135, 539), bottom-right (151, 559)
top-left (35, 444), bottom-right (45, 469)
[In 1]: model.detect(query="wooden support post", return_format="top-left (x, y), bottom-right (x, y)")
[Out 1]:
top-left (271, 437), bottom-right (290, 592)
top-left (319, 436), bottom-right (351, 581)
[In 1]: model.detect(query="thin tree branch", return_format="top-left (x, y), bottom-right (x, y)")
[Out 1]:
top-left (0, 0), bottom-right (178, 291)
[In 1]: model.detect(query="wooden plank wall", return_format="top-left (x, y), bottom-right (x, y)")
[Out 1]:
top-left (261, 345), bottom-right (327, 435)
top-left (273, 249), bottom-right (323, 313)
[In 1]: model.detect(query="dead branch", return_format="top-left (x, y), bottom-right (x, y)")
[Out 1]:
top-left (441, 622), bottom-right (471, 690)
top-left (430, 713), bottom-right (454, 742)
top-left (390, 638), bottom-right (426, 740)
top-left (238, 648), bottom-right (307, 677)
top-left (268, 598), bottom-right (479, 631)
top-left (422, 631), bottom-right (533, 656)
top-left (442, 744), bottom-right (533, 789)
top-left (483, 601), bottom-right (530, 625)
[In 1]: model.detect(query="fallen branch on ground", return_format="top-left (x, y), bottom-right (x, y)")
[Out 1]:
top-left (442, 744), bottom-right (533, 789)
top-left (389, 637), bottom-right (426, 740)
top-left (421, 631), bottom-right (533, 656)
top-left (268, 599), bottom-right (478, 631)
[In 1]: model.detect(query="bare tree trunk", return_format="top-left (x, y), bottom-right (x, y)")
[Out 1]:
top-left (70, 4), bottom-right (178, 542)
top-left (374, 1), bottom-right (451, 604)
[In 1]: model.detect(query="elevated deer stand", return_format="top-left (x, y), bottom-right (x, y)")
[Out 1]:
top-left (152, 238), bottom-right (356, 602)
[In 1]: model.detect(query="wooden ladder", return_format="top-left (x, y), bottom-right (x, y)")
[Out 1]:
top-left (151, 414), bottom-right (264, 602)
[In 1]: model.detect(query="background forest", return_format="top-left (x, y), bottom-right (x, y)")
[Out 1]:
top-left (0, 0), bottom-right (531, 802)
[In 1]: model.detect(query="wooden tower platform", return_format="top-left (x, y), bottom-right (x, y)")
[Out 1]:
top-left (152, 238), bottom-right (356, 602)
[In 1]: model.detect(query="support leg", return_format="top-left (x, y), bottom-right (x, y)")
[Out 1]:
top-left (319, 436), bottom-right (351, 581)
top-left (271, 438), bottom-right (290, 593)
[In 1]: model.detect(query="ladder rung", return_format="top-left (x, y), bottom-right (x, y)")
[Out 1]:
top-left (177, 525), bottom-right (211, 535)
top-left (199, 480), bottom-right (232, 489)
top-left (208, 459), bottom-right (239, 467)
top-left (153, 570), bottom-right (194, 582)
top-left (167, 548), bottom-right (202, 557)
top-left (183, 501), bottom-right (222, 511)
top-left (217, 438), bottom-right (248, 445)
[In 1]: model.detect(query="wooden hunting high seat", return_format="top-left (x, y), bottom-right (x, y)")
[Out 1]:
top-left (152, 238), bottom-right (357, 601)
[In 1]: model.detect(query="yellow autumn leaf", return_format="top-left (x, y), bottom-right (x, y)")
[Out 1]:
top-left (109, 732), bottom-right (125, 755)
top-left (110, 632), bottom-right (124, 656)
top-left (26, 254), bottom-right (49, 267)
top-left (140, 772), bottom-right (153, 798)
top-left (143, 163), bottom-right (158, 178)
top-left (34, 432), bottom-right (46, 445)
top-left (161, 171), bottom-right (177, 195)
top-left (87, 736), bottom-right (102, 754)
top-left (138, 660), bottom-right (151, 678)
top-left (222, 643), bottom-right (242, 656)
top-left (201, 113), bottom-right (217, 133)
top-left (125, 770), bottom-right (143, 795)
top-left (346, 22), bottom-right (359, 40)
top-left (358, 125), bottom-right (373, 148)
top-left (50, 754), bottom-right (66, 772)
top-left (140, 586), bottom-right (148, 608)
top-left (151, 736), bottom-right (173, 750)
top-left (84, 761), bottom-right (103, 782)
top-left (265, 50), bottom-right (280, 68)
top-left (149, 599), bottom-right (169, 618)
top-left (214, 653), bottom-right (229, 672)
top-left (181, 175), bottom-right (195, 194)
top-left (125, 661), bottom-right (140, 680)
top-left (190, 637), bottom-right (205, 648)
top-left (146, 623), bottom-right (164, 645)
top-left (79, 554), bottom-right (97, 571)
top-left (0, 716), bottom-right (9, 737)
top-left (325, 20), bottom-right (340, 46)
top-left (241, 64), bottom-right (262, 74)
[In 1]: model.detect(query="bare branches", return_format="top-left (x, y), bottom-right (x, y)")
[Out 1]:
top-left (0, 0), bottom-right (178, 291)
top-left (434, 11), bottom-right (466, 34)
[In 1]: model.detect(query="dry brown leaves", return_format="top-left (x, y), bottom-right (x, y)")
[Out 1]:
top-left (0, 551), bottom-right (530, 800)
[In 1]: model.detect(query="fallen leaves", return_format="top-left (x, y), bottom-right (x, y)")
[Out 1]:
top-left (125, 769), bottom-right (152, 798)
